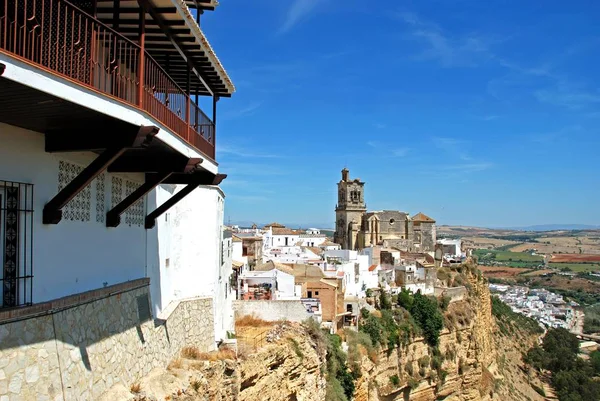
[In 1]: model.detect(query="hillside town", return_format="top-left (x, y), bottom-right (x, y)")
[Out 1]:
top-left (489, 284), bottom-right (582, 331)
top-left (229, 169), bottom-right (469, 332)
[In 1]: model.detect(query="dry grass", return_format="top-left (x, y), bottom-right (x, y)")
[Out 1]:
top-left (181, 346), bottom-right (236, 362)
top-left (130, 383), bottom-right (141, 393)
top-left (194, 349), bottom-right (237, 361)
top-left (167, 358), bottom-right (183, 370)
top-left (235, 313), bottom-right (271, 327)
top-left (181, 346), bottom-right (202, 359)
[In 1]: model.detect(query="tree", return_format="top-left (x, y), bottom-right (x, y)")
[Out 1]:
top-left (524, 345), bottom-right (548, 371)
top-left (359, 315), bottom-right (384, 346)
top-left (410, 292), bottom-right (443, 346)
top-left (590, 350), bottom-right (600, 375)
top-left (397, 288), bottom-right (414, 310)
top-left (379, 290), bottom-right (392, 310)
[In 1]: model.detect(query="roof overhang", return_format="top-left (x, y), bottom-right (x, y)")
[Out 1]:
top-left (95, 0), bottom-right (234, 97)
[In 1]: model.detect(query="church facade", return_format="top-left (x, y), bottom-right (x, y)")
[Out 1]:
top-left (334, 168), bottom-right (436, 252)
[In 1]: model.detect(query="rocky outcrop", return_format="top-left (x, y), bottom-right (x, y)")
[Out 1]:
top-left (354, 271), bottom-right (497, 401)
top-left (104, 269), bottom-right (544, 401)
top-left (101, 322), bottom-right (326, 401)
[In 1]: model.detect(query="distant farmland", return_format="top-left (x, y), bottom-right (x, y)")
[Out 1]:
top-left (474, 249), bottom-right (544, 267)
top-left (548, 263), bottom-right (600, 272)
top-left (550, 254), bottom-right (600, 263)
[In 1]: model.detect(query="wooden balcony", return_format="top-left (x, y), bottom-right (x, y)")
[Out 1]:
top-left (0, 0), bottom-right (219, 160)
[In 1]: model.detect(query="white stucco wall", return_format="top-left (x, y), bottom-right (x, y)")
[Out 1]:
top-left (149, 185), bottom-right (222, 315)
top-left (298, 235), bottom-right (326, 247)
top-left (274, 270), bottom-right (296, 300)
top-left (0, 123), bottom-right (148, 303)
top-left (271, 234), bottom-right (300, 247)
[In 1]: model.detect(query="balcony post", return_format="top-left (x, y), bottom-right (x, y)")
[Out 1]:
top-left (186, 64), bottom-right (191, 141)
top-left (137, 2), bottom-right (146, 108)
top-left (212, 95), bottom-right (219, 150)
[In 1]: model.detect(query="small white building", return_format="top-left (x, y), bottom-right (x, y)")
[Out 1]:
top-left (238, 269), bottom-right (299, 300)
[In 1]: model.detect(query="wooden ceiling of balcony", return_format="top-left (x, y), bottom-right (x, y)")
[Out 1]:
top-left (94, 0), bottom-right (231, 97)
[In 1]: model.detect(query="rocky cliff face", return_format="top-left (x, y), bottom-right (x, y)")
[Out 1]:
top-left (353, 272), bottom-right (496, 401)
top-left (104, 270), bottom-right (543, 401)
top-left (100, 322), bottom-right (327, 401)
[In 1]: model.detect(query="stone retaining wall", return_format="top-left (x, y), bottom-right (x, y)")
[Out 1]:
top-left (233, 300), bottom-right (312, 322)
top-left (435, 286), bottom-right (468, 302)
top-left (0, 279), bottom-right (214, 401)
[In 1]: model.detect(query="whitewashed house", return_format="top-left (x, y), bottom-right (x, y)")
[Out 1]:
top-left (0, 1), bottom-right (235, 399)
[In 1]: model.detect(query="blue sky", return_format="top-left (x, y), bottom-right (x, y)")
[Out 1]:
top-left (201, 0), bottom-right (600, 228)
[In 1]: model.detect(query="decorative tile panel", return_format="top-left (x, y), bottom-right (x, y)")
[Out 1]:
top-left (96, 173), bottom-right (106, 223)
top-left (58, 161), bottom-right (91, 222)
top-left (111, 177), bottom-right (123, 209)
top-left (125, 180), bottom-right (144, 227)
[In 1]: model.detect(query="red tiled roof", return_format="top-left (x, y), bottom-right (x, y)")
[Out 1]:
top-left (412, 212), bottom-right (436, 222)
top-left (368, 264), bottom-right (377, 272)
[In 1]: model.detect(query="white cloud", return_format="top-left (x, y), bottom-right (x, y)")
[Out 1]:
top-left (280, 0), bottom-right (321, 34)
top-left (220, 102), bottom-right (263, 120)
top-left (442, 163), bottom-right (493, 173)
top-left (398, 12), bottom-right (494, 67)
top-left (217, 143), bottom-right (282, 159)
top-left (535, 89), bottom-right (600, 110)
top-left (366, 141), bottom-right (410, 157)
top-left (393, 148), bottom-right (410, 157)
top-left (432, 136), bottom-right (472, 161)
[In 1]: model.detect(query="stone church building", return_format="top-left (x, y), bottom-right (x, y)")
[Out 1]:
top-left (334, 168), bottom-right (436, 252)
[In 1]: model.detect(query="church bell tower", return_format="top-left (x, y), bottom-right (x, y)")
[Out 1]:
top-left (334, 168), bottom-right (366, 250)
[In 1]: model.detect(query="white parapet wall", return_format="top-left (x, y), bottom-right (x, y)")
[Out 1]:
top-left (233, 300), bottom-right (315, 323)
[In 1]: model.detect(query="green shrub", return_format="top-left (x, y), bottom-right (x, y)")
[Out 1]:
top-left (325, 334), bottom-right (354, 401)
top-left (531, 383), bottom-right (545, 397)
top-left (405, 361), bottom-right (414, 376)
top-left (288, 338), bottom-right (303, 360)
top-left (389, 375), bottom-right (400, 386)
top-left (439, 296), bottom-right (451, 311)
top-left (379, 291), bottom-right (392, 310)
top-left (410, 293), bottom-right (444, 346)
top-left (397, 288), bottom-right (414, 310)
top-left (359, 314), bottom-right (384, 346)
top-left (430, 355), bottom-right (442, 371)
top-left (407, 377), bottom-right (420, 390)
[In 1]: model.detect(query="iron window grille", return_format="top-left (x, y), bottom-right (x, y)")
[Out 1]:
top-left (0, 180), bottom-right (34, 309)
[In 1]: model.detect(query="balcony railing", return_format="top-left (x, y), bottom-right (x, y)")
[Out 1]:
top-left (0, 0), bottom-right (215, 159)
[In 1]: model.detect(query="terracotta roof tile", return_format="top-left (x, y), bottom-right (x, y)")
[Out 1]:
top-left (368, 264), bottom-right (378, 272)
top-left (264, 222), bottom-right (286, 228)
top-left (412, 212), bottom-right (436, 222)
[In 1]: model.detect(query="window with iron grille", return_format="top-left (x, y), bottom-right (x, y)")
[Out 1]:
top-left (0, 180), bottom-right (34, 309)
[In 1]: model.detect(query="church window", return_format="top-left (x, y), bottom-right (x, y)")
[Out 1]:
top-left (389, 218), bottom-right (395, 225)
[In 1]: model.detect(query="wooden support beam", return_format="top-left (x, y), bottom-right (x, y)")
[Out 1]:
top-left (43, 125), bottom-right (159, 224)
top-left (106, 171), bottom-right (171, 227)
top-left (160, 171), bottom-right (226, 185)
top-left (43, 147), bottom-right (125, 224)
top-left (115, 27), bottom-right (191, 35)
top-left (108, 152), bottom-right (201, 173)
top-left (45, 125), bottom-right (158, 153)
top-left (113, 0), bottom-right (120, 30)
top-left (101, 7), bottom-right (176, 13)
top-left (144, 172), bottom-right (226, 229)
